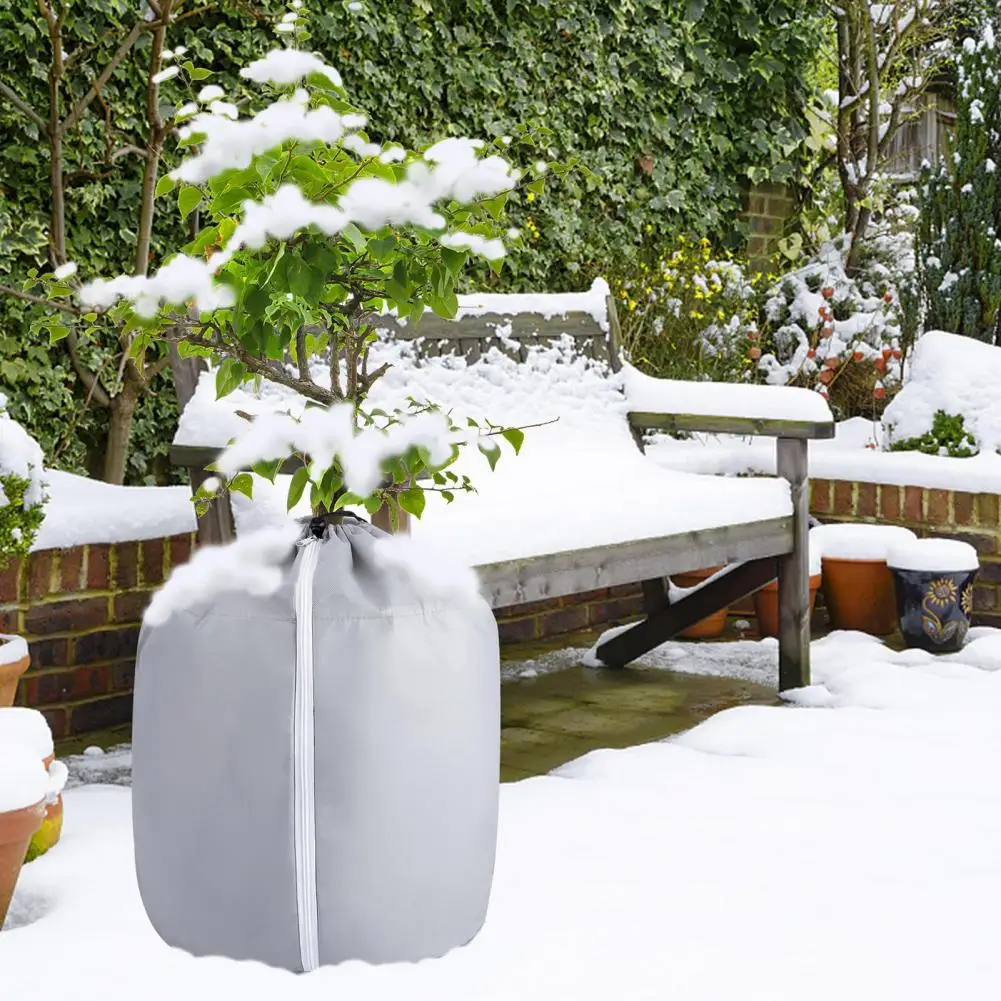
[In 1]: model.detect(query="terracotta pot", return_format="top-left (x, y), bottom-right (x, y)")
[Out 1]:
top-left (25, 754), bottom-right (63, 862)
top-left (753, 572), bottom-right (823, 639)
top-left (0, 799), bottom-right (44, 930)
top-left (0, 640), bottom-right (29, 709)
top-left (821, 557), bottom-right (898, 635)
top-left (672, 567), bottom-right (728, 639)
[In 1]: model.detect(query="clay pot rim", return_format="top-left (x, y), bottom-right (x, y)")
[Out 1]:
top-left (0, 799), bottom-right (45, 844)
top-left (821, 556), bottom-right (889, 566)
top-left (888, 565), bottom-right (977, 575)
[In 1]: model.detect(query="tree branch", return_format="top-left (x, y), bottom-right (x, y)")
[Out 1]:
top-left (65, 329), bottom-right (112, 409)
top-left (61, 18), bottom-right (146, 134)
top-left (0, 283), bottom-right (82, 316)
top-left (0, 81), bottom-right (48, 134)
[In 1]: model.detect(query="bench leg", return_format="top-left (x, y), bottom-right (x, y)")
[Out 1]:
top-left (776, 437), bottom-right (811, 691)
top-left (189, 465), bottom-right (236, 547)
top-left (596, 558), bottom-right (778, 668)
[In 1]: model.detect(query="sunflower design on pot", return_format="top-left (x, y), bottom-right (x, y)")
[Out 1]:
top-left (922, 577), bottom-right (965, 646)
top-left (961, 584), bottom-right (974, 617)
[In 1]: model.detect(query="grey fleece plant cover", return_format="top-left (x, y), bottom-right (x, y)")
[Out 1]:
top-left (131, 517), bottom-right (500, 972)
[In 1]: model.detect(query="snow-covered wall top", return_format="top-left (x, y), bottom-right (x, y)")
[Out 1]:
top-left (882, 331), bottom-right (1001, 452)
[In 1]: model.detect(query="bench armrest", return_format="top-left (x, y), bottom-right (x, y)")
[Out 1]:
top-left (627, 411), bottom-right (835, 440)
top-left (623, 369), bottom-right (836, 440)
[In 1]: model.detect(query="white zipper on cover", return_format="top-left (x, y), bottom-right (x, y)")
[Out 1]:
top-left (293, 534), bottom-right (322, 972)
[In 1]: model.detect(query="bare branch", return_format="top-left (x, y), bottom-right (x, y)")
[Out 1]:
top-left (61, 18), bottom-right (146, 134)
top-left (0, 81), bottom-right (48, 134)
top-left (65, 329), bottom-right (112, 409)
top-left (0, 283), bottom-right (82, 316)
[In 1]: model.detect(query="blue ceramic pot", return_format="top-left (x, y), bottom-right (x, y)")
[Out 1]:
top-left (890, 567), bottom-right (978, 653)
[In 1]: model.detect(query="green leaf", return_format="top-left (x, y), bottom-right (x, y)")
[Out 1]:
top-left (178, 185), bottom-right (202, 219)
top-left (441, 247), bottom-right (465, 277)
top-left (155, 175), bottom-right (176, 197)
top-left (48, 324), bottom-right (69, 344)
top-left (229, 472), bottom-right (254, 499)
top-left (441, 489), bottom-right (455, 503)
top-left (215, 358), bottom-right (247, 398)
top-left (478, 440), bottom-right (501, 471)
top-left (341, 223), bottom-right (367, 252)
top-left (527, 178), bottom-right (545, 197)
top-left (501, 427), bottom-right (525, 454)
top-left (252, 458), bottom-right (284, 483)
top-left (398, 486), bottom-right (426, 518)
top-left (287, 467), bottom-right (310, 511)
top-left (189, 67), bottom-right (212, 81)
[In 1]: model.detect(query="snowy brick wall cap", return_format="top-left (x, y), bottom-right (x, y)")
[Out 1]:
top-left (812, 524), bottom-right (917, 562)
top-left (887, 539), bottom-right (980, 574)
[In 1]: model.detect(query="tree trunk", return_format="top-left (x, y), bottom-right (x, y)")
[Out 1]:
top-left (103, 380), bottom-right (139, 484)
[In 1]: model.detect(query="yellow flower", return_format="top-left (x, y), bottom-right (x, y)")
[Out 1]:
top-left (526, 192), bottom-right (535, 202)
top-left (690, 310), bottom-right (703, 320)
top-left (926, 578), bottom-right (958, 608)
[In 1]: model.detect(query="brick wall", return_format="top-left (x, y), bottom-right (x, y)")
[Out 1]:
top-left (9, 533), bottom-right (196, 739)
top-left (494, 584), bottom-right (645, 644)
top-left (810, 479), bottom-right (1001, 628)
top-left (744, 181), bottom-right (796, 271)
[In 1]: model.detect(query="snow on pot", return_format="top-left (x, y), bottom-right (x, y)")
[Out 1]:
top-left (887, 539), bottom-right (980, 653)
top-left (0, 708), bottom-right (68, 861)
top-left (132, 514), bottom-right (500, 972)
top-left (0, 736), bottom-right (64, 930)
top-left (812, 524), bottom-right (918, 636)
top-left (0, 636), bottom-right (30, 710)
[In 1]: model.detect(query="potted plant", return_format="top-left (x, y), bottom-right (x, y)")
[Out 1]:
top-left (0, 726), bottom-right (65, 930)
top-left (75, 20), bottom-right (549, 973)
top-left (0, 399), bottom-right (49, 708)
top-left (811, 523), bottom-right (918, 635)
top-left (887, 538), bottom-right (980, 653)
top-left (0, 709), bottom-right (67, 861)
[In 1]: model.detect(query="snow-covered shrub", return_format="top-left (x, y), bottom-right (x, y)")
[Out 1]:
top-left (888, 410), bottom-right (979, 458)
top-left (74, 27), bottom-right (543, 526)
top-left (882, 330), bottom-right (1001, 455)
top-left (0, 395), bottom-right (48, 567)
top-left (917, 13), bottom-right (1001, 344)
top-left (613, 236), bottom-right (761, 383)
top-left (756, 230), bottom-right (913, 417)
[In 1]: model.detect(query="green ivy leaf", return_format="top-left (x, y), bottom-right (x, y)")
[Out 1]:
top-left (155, 175), bottom-right (175, 197)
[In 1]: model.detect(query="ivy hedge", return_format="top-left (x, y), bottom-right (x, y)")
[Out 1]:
top-left (0, 0), bottom-right (822, 483)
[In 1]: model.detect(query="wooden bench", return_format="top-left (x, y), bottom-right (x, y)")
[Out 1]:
top-left (170, 290), bottom-right (834, 691)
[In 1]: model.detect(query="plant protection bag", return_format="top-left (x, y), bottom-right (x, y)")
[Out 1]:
top-left (132, 514), bottom-right (500, 972)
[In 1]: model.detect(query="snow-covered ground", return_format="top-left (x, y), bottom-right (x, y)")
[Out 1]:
top-left (5, 630), bottom-right (1001, 999)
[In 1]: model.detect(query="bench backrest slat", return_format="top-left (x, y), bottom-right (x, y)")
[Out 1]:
top-left (373, 295), bottom-right (621, 369)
